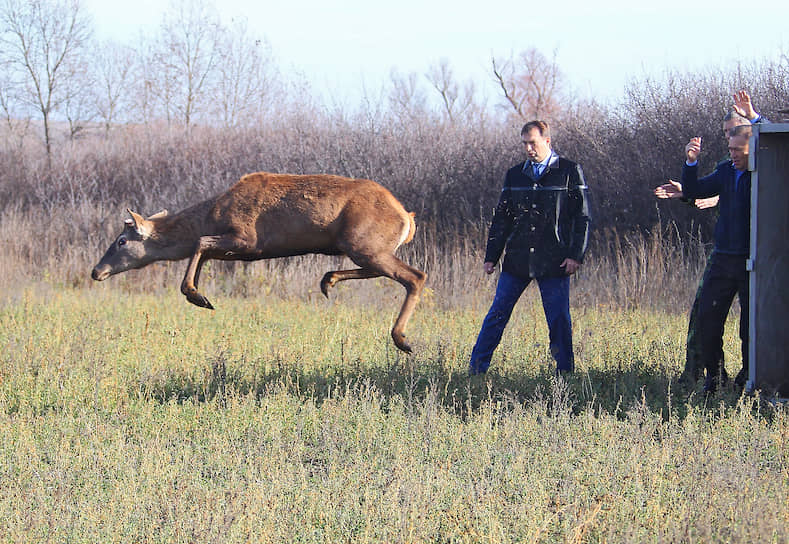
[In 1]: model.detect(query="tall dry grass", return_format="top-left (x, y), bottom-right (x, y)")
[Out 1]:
top-left (0, 199), bottom-right (710, 315)
top-left (0, 118), bottom-right (713, 313)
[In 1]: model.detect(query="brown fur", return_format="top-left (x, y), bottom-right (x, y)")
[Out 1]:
top-left (92, 172), bottom-right (426, 353)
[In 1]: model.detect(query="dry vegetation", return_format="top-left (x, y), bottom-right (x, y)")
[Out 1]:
top-left (1, 108), bottom-right (787, 539)
top-left (1, 1), bottom-right (788, 541)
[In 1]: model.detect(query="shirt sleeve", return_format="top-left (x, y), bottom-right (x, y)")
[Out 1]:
top-left (681, 163), bottom-right (724, 199)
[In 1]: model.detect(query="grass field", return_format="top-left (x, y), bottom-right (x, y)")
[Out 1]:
top-left (1, 274), bottom-right (787, 543)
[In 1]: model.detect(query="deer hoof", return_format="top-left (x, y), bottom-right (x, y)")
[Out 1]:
top-left (186, 290), bottom-right (215, 310)
top-left (320, 273), bottom-right (335, 298)
top-left (392, 331), bottom-right (413, 354)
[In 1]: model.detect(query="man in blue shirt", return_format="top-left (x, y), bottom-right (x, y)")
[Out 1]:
top-left (680, 124), bottom-right (752, 393)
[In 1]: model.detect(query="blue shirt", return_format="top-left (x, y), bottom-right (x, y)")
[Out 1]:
top-left (524, 151), bottom-right (558, 179)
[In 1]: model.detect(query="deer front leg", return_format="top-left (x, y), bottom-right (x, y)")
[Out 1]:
top-left (180, 234), bottom-right (255, 310)
top-left (181, 252), bottom-right (214, 309)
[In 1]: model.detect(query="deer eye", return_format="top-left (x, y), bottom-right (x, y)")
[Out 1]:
top-left (118, 237), bottom-right (127, 247)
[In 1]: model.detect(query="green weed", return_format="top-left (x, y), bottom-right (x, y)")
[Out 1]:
top-left (0, 287), bottom-right (786, 543)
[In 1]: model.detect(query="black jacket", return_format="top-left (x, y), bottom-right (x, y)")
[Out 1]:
top-left (484, 157), bottom-right (591, 279)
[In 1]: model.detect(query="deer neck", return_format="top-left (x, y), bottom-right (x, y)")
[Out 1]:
top-left (149, 203), bottom-right (212, 261)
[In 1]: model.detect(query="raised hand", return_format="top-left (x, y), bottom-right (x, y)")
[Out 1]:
top-left (695, 196), bottom-right (719, 209)
top-left (654, 179), bottom-right (684, 199)
top-left (686, 137), bottom-right (702, 163)
top-left (733, 90), bottom-right (758, 121)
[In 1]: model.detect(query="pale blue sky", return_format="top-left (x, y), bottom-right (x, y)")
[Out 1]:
top-left (86, 0), bottom-right (788, 105)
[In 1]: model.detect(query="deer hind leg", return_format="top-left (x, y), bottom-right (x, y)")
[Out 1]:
top-left (348, 253), bottom-right (427, 353)
top-left (320, 268), bottom-right (382, 297)
top-left (181, 234), bottom-right (256, 310)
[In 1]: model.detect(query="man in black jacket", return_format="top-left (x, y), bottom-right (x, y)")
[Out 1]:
top-left (469, 120), bottom-right (591, 376)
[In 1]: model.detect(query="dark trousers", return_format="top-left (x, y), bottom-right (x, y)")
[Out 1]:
top-left (469, 271), bottom-right (573, 375)
top-left (696, 252), bottom-right (749, 378)
top-left (685, 255), bottom-right (724, 380)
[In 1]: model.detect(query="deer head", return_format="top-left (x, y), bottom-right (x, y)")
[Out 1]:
top-left (91, 209), bottom-right (168, 281)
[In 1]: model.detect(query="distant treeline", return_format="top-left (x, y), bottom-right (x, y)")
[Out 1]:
top-left (2, 1), bottom-right (787, 251)
top-left (2, 59), bottom-right (787, 243)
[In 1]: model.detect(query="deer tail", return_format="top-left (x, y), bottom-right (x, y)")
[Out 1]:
top-left (403, 212), bottom-right (416, 245)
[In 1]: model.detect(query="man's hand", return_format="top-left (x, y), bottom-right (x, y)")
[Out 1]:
top-left (561, 258), bottom-right (580, 275)
top-left (654, 179), bottom-right (684, 199)
top-left (483, 262), bottom-right (495, 274)
top-left (733, 90), bottom-right (759, 121)
top-left (695, 196), bottom-right (719, 209)
top-left (686, 137), bottom-right (702, 163)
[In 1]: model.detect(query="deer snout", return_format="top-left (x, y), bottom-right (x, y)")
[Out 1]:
top-left (91, 265), bottom-right (110, 281)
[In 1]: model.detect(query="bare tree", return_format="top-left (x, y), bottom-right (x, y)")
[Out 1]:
top-left (491, 47), bottom-right (564, 122)
top-left (131, 38), bottom-right (161, 127)
top-left (0, 0), bottom-right (92, 159)
top-left (388, 69), bottom-right (428, 123)
top-left (61, 51), bottom-right (95, 139)
top-left (148, 0), bottom-right (222, 129)
top-left (214, 19), bottom-right (280, 128)
top-left (0, 63), bottom-right (31, 154)
top-left (426, 59), bottom-right (459, 122)
top-left (426, 59), bottom-right (478, 123)
top-left (92, 40), bottom-right (136, 132)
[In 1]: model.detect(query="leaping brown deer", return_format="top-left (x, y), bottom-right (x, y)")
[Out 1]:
top-left (91, 172), bottom-right (427, 353)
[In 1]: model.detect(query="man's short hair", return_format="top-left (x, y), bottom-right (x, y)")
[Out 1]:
top-left (729, 124), bottom-right (753, 138)
top-left (723, 111), bottom-right (749, 125)
top-left (521, 120), bottom-right (550, 139)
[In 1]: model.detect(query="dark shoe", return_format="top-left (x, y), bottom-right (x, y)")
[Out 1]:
top-left (468, 365), bottom-right (486, 377)
top-left (704, 375), bottom-right (718, 395)
top-left (703, 374), bottom-right (718, 394)
top-left (703, 369), bottom-right (729, 394)
top-left (734, 366), bottom-right (748, 388)
top-left (678, 370), bottom-right (700, 389)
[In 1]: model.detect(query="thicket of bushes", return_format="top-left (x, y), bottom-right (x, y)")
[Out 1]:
top-left (0, 57), bottom-right (786, 301)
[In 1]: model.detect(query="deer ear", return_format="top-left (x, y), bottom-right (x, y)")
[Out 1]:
top-left (126, 209), bottom-right (151, 238)
top-left (148, 209), bottom-right (168, 220)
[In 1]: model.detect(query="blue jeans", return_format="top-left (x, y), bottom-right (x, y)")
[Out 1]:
top-left (469, 271), bottom-right (574, 375)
